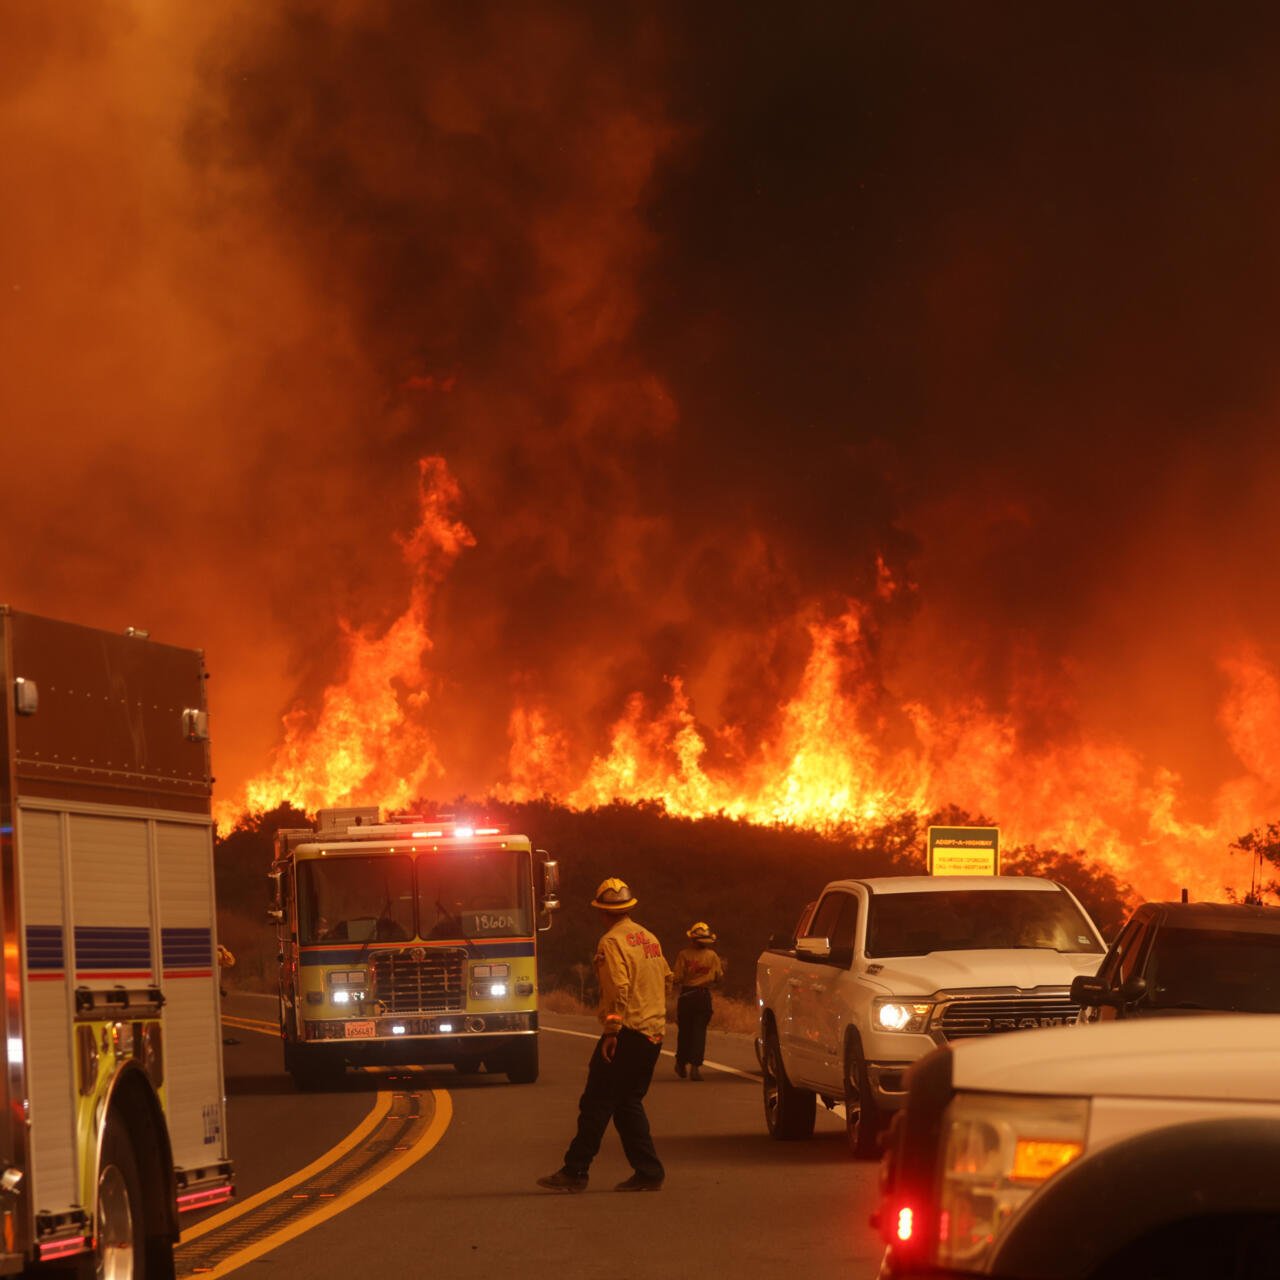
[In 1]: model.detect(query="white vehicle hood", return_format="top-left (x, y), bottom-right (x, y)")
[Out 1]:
top-left (870, 948), bottom-right (1101, 995)
top-left (951, 1014), bottom-right (1280, 1102)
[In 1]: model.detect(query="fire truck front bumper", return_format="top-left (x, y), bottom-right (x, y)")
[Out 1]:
top-left (300, 1011), bottom-right (537, 1064)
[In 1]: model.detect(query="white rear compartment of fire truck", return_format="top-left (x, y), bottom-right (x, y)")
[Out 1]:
top-left (16, 801), bottom-right (226, 1216)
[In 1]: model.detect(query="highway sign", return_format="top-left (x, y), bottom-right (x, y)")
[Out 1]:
top-left (928, 825), bottom-right (1000, 876)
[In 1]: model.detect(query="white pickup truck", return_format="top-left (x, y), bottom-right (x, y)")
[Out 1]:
top-left (757, 875), bottom-right (1106, 1156)
top-left (877, 1016), bottom-right (1280, 1279)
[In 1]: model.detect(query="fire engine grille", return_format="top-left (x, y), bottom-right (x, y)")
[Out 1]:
top-left (371, 948), bottom-right (466, 1013)
top-left (936, 994), bottom-right (1079, 1041)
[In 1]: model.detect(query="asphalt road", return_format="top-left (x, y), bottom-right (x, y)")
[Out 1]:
top-left (204, 993), bottom-right (886, 1280)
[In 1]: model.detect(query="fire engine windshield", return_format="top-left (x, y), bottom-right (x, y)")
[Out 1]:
top-left (298, 855), bottom-right (415, 945)
top-left (865, 890), bottom-right (1102, 958)
top-left (417, 848), bottom-right (532, 940)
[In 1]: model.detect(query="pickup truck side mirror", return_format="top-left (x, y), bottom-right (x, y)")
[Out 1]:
top-left (1072, 974), bottom-right (1148, 1009)
top-left (1070, 974), bottom-right (1110, 1007)
top-left (795, 937), bottom-right (831, 962)
top-left (1118, 976), bottom-right (1148, 1005)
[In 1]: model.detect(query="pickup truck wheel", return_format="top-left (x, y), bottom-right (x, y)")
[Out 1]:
top-left (844, 1039), bottom-right (880, 1159)
top-left (762, 1027), bottom-right (815, 1140)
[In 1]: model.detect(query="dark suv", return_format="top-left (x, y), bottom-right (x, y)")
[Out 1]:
top-left (1072, 900), bottom-right (1280, 1020)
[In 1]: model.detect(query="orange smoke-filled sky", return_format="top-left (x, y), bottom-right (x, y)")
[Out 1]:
top-left (6, 3), bottom-right (1280, 897)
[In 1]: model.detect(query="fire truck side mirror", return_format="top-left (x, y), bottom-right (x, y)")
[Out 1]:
top-left (540, 856), bottom-right (560, 896)
top-left (538, 857), bottom-right (560, 931)
top-left (267, 869), bottom-right (284, 924)
top-left (14, 677), bottom-right (38, 716)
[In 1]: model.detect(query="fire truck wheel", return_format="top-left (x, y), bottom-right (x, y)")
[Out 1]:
top-left (505, 1039), bottom-right (539, 1084)
top-left (96, 1113), bottom-right (148, 1280)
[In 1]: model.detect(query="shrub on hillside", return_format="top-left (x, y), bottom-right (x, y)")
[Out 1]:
top-left (212, 800), bottom-right (1134, 1001)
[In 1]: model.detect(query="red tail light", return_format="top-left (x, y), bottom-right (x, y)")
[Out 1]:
top-left (895, 1206), bottom-right (914, 1242)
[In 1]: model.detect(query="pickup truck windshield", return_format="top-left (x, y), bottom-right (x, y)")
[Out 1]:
top-left (865, 890), bottom-right (1102, 957)
top-left (417, 848), bottom-right (532, 940)
top-left (1146, 927), bottom-right (1280, 1012)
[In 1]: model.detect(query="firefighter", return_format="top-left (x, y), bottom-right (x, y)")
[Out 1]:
top-left (538, 877), bottom-right (672, 1193)
top-left (217, 943), bottom-right (237, 1044)
top-left (216, 942), bottom-right (235, 999)
top-left (672, 921), bottom-right (724, 1080)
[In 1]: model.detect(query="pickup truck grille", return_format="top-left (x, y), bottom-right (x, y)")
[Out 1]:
top-left (935, 994), bottom-right (1079, 1040)
top-left (371, 948), bottom-right (466, 1013)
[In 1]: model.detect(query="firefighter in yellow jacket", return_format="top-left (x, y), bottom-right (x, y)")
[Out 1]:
top-left (672, 921), bottom-right (724, 1080)
top-left (538, 878), bottom-right (672, 1193)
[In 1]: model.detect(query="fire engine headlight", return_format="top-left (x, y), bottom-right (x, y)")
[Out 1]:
top-left (935, 1092), bottom-right (1088, 1271)
top-left (470, 981), bottom-right (509, 999)
top-left (873, 998), bottom-right (934, 1034)
top-left (327, 970), bottom-right (369, 1006)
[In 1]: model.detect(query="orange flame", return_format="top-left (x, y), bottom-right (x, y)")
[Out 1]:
top-left (214, 457), bottom-right (473, 830)
top-left (503, 616), bottom-right (1280, 902)
top-left (219, 463), bottom-right (1280, 905)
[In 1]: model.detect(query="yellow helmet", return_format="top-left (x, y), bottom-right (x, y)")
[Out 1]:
top-left (591, 877), bottom-right (637, 912)
top-left (687, 921), bottom-right (716, 943)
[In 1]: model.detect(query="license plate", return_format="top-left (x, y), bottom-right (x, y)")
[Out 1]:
top-left (344, 1020), bottom-right (377, 1039)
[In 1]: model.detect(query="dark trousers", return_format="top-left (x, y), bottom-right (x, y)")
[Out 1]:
top-left (563, 1027), bottom-right (664, 1181)
top-left (676, 987), bottom-right (712, 1067)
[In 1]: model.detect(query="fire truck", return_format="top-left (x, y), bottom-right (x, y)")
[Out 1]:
top-left (270, 809), bottom-right (559, 1088)
top-left (0, 607), bottom-right (232, 1276)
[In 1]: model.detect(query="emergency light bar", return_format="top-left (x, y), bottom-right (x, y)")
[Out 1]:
top-left (403, 823), bottom-right (505, 838)
top-left (307, 808), bottom-right (508, 841)
top-left (335, 820), bottom-right (508, 838)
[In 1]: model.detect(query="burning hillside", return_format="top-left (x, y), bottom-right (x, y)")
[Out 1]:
top-left (8, 6), bottom-right (1280, 906)
top-left (214, 455), bottom-right (1280, 904)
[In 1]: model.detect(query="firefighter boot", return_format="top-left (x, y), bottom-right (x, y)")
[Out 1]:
top-left (537, 1169), bottom-right (588, 1193)
top-left (690, 1065), bottom-right (702, 1081)
top-left (615, 1174), bottom-right (664, 1192)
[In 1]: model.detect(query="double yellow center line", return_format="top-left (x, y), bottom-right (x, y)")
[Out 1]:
top-left (177, 1016), bottom-right (452, 1277)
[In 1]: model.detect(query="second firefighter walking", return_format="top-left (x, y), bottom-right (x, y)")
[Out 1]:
top-left (672, 921), bottom-right (724, 1080)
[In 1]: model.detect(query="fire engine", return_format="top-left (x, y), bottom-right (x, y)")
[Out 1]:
top-left (270, 808), bottom-right (559, 1087)
top-left (0, 607), bottom-right (232, 1276)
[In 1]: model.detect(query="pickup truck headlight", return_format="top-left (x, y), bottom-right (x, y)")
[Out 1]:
top-left (873, 998), bottom-right (934, 1033)
top-left (936, 1092), bottom-right (1088, 1271)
